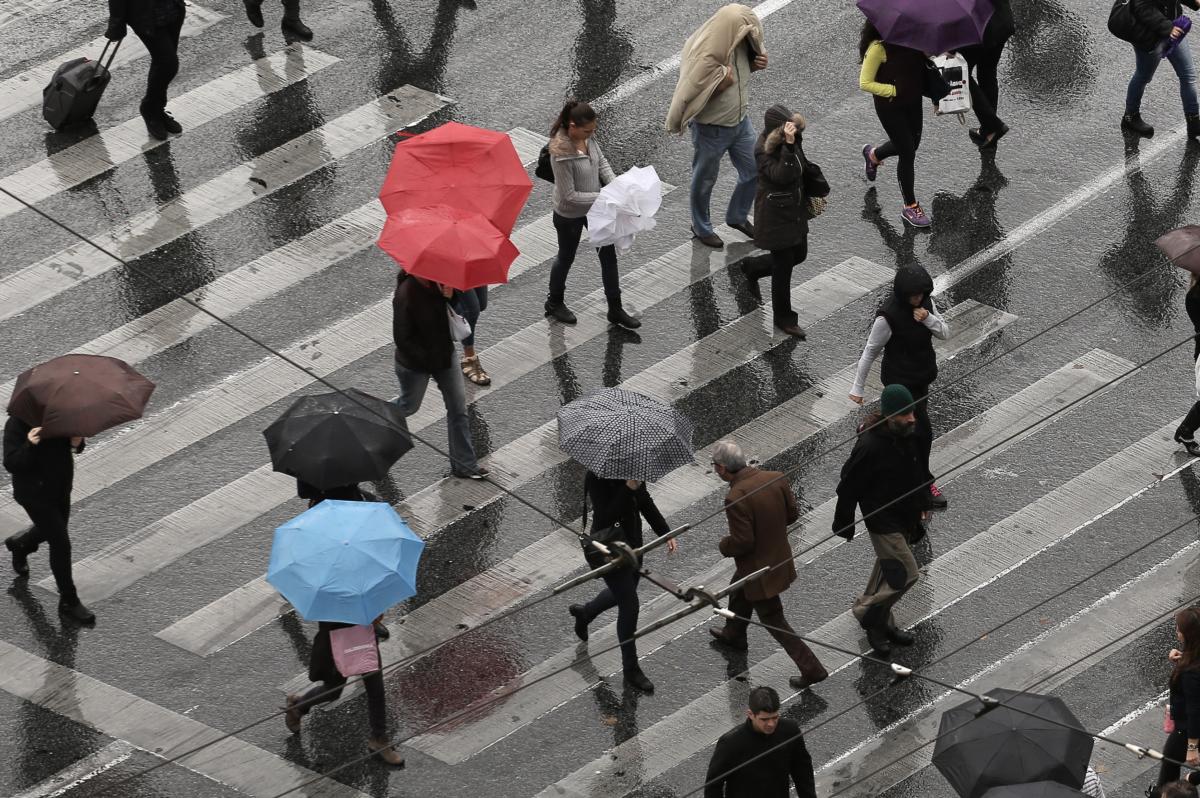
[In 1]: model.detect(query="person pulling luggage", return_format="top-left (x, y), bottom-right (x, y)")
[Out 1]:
top-left (106, 0), bottom-right (186, 141)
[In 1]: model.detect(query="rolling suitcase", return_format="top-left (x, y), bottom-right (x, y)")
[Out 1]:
top-left (42, 39), bottom-right (119, 130)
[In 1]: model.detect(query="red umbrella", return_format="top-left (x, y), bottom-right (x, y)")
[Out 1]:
top-left (377, 205), bottom-right (519, 290)
top-left (7, 354), bottom-right (155, 437)
top-left (379, 122), bottom-right (533, 236)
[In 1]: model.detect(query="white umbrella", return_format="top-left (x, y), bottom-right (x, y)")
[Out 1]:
top-left (586, 166), bottom-right (663, 254)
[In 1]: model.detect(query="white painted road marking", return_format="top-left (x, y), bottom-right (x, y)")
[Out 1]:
top-left (11, 741), bottom-right (133, 798)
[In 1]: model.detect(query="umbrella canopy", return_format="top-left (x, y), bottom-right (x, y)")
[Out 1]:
top-left (983, 783), bottom-right (1085, 798)
top-left (379, 121), bottom-right (533, 236)
top-left (1156, 225), bottom-right (1200, 275)
top-left (7, 354), bottom-right (155, 437)
top-left (586, 166), bottom-right (663, 254)
top-left (267, 500), bottom-right (425, 624)
top-left (933, 688), bottom-right (1093, 798)
top-left (377, 205), bottom-right (518, 290)
top-left (857, 0), bottom-right (992, 53)
top-left (557, 388), bottom-right (694, 482)
top-left (262, 388), bottom-right (413, 491)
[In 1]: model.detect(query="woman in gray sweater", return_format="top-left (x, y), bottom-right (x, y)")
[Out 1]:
top-left (545, 101), bottom-right (640, 329)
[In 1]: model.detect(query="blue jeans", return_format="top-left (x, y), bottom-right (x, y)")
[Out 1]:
top-left (454, 286), bottom-right (487, 348)
top-left (1126, 42), bottom-right (1199, 117)
top-left (392, 361), bottom-right (478, 476)
top-left (688, 115), bottom-right (757, 237)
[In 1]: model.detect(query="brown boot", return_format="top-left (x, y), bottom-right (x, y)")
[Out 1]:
top-left (284, 694), bottom-right (303, 733)
top-left (368, 737), bottom-right (406, 767)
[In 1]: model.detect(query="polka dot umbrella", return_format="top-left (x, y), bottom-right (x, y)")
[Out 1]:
top-left (557, 388), bottom-right (694, 482)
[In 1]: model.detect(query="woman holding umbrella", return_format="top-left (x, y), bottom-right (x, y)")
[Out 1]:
top-left (1147, 607), bottom-right (1200, 795)
top-left (1176, 272), bottom-right (1200, 457)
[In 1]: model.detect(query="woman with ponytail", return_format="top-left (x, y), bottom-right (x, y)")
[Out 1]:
top-left (1148, 607), bottom-right (1200, 796)
top-left (545, 100), bottom-right (640, 330)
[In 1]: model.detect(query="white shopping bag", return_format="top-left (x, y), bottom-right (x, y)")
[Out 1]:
top-left (932, 52), bottom-right (972, 117)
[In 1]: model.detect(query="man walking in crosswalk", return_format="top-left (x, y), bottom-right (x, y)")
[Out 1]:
top-left (105, 0), bottom-right (187, 141)
top-left (704, 685), bottom-right (817, 797)
top-left (833, 384), bottom-right (930, 656)
top-left (243, 0), bottom-right (313, 41)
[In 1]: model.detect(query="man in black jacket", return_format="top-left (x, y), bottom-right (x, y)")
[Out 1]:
top-left (833, 384), bottom-right (929, 656)
top-left (1121, 0), bottom-right (1200, 138)
top-left (106, 0), bottom-right (187, 141)
top-left (391, 271), bottom-right (486, 480)
top-left (704, 686), bottom-right (816, 798)
top-left (3, 416), bottom-right (95, 623)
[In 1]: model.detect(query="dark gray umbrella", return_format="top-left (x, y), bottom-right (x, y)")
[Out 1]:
top-left (983, 783), bottom-right (1085, 797)
top-left (932, 688), bottom-right (1093, 798)
top-left (557, 388), bottom-right (693, 482)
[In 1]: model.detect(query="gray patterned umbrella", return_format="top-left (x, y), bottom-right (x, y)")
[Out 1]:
top-left (557, 388), bottom-right (694, 482)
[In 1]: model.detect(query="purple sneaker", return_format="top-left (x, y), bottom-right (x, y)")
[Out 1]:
top-left (901, 203), bottom-right (931, 228)
top-left (862, 144), bottom-right (878, 182)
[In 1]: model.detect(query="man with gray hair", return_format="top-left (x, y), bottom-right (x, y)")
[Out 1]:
top-left (709, 439), bottom-right (828, 690)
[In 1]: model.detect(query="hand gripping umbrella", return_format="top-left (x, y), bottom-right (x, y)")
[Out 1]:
top-left (586, 166), bottom-right (664, 254)
top-left (1155, 224), bottom-right (1200, 275)
top-left (983, 783), bottom-right (1085, 797)
top-left (856, 0), bottom-right (992, 54)
top-left (267, 500), bottom-right (425, 625)
top-left (263, 388), bottom-right (412, 491)
top-left (376, 204), bottom-right (519, 290)
top-left (379, 121), bottom-right (533, 237)
top-left (7, 354), bottom-right (155, 437)
top-left (933, 688), bottom-right (1093, 798)
top-left (557, 387), bottom-right (694, 482)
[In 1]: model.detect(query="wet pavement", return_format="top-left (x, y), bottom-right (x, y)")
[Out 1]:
top-left (2, 0), bottom-right (1200, 795)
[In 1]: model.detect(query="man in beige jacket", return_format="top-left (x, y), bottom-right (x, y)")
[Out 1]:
top-left (666, 4), bottom-right (767, 249)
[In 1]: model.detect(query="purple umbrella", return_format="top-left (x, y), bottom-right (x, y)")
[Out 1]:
top-left (857, 0), bottom-right (993, 54)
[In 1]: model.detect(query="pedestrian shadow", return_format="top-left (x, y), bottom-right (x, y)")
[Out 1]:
top-left (369, 0), bottom-right (477, 97)
top-left (568, 0), bottom-right (635, 102)
top-left (278, 608), bottom-right (312, 665)
top-left (1006, 0), bottom-right (1098, 106)
top-left (851, 619), bottom-right (945, 730)
top-left (861, 186), bottom-right (923, 272)
top-left (603, 327), bottom-right (642, 387)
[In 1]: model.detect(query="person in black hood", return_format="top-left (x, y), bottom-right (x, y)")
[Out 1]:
top-left (704, 686), bottom-right (816, 798)
top-left (737, 103), bottom-right (825, 338)
top-left (105, 0), bottom-right (186, 141)
top-left (849, 264), bottom-right (949, 508)
top-left (1121, 0), bottom-right (1200, 138)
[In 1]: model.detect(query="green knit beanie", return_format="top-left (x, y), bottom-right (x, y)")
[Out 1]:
top-left (880, 384), bottom-right (914, 417)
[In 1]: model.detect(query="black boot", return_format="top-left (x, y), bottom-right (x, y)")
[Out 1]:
top-left (1177, 425), bottom-right (1200, 456)
top-left (59, 600), bottom-right (95, 624)
top-left (1189, 114), bottom-right (1200, 139)
top-left (606, 296), bottom-right (641, 330)
top-left (4, 534), bottom-right (28, 577)
top-left (161, 110), bottom-right (182, 135)
top-left (568, 604), bottom-right (589, 642)
top-left (243, 0), bottom-right (264, 26)
top-left (140, 106), bottom-right (168, 141)
top-left (885, 619), bottom-right (916, 646)
top-left (281, 0), bottom-right (313, 39)
top-left (623, 666), bottom-right (654, 693)
top-left (544, 295), bottom-right (577, 325)
top-left (1122, 112), bottom-right (1154, 137)
top-left (865, 624), bottom-right (892, 657)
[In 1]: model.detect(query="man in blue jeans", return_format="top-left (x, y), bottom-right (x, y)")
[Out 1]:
top-left (666, 4), bottom-right (768, 249)
top-left (391, 271), bottom-right (487, 480)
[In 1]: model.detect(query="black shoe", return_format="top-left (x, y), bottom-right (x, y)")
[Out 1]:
top-left (788, 671), bottom-right (828, 691)
top-left (59, 600), bottom-right (95, 624)
top-left (282, 16), bottom-right (313, 40)
top-left (968, 127), bottom-right (985, 146)
top-left (1122, 112), bottom-right (1154, 138)
top-left (568, 604), bottom-right (589, 642)
top-left (141, 109), bottom-right (168, 141)
top-left (775, 322), bottom-right (806, 340)
top-left (243, 0), bottom-right (264, 26)
top-left (978, 122), bottom-right (1009, 150)
top-left (928, 484), bottom-right (948, 509)
top-left (1190, 115), bottom-right (1200, 139)
top-left (865, 625), bottom-right (892, 657)
top-left (161, 111), bottom-right (182, 135)
top-left (885, 623), bottom-right (916, 646)
top-left (1177, 426), bottom-right (1200, 456)
top-left (544, 298), bottom-right (577, 325)
top-left (373, 620), bottom-right (390, 640)
top-left (4, 536), bottom-right (28, 577)
top-left (692, 227), bottom-right (724, 249)
top-left (728, 221), bottom-right (755, 240)
top-left (452, 466), bottom-right (490, 480)
top-left (623, 667), bottom-right (655, 693)
top-left (606, 299), bottom-right (641, 330)
top-left (708, 627), bottom-right (749, 652)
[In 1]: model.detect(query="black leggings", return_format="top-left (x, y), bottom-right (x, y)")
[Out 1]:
top-left (11, 499), bottom-right (78, 605)
top-left (1183, 400), bottom-right (1200, 436)
top-left (873, 100), bottom-right (924, 206)
top-left (966, 43), bottom-right (1006, 134)
top-left (548, 213), bottom-right (620, 301)
top-left (1157, 729), bottom-right (1200, 789)
top-left (130, 14), bottom-right (184, 115)
top-left (742, 239), bottom-right (808, 325)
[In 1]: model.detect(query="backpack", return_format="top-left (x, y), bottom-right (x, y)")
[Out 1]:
top-left (535, 144), bottom-right (555, 183)
top-left (1108, 0), bottom-right (1140, 44)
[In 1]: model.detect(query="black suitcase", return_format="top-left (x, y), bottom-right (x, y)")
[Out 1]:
top-left (42, 40), bottom-right (119, 131)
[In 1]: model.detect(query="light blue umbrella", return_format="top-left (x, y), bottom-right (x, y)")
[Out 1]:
top-left (267, 500), bottom-right (424, 624)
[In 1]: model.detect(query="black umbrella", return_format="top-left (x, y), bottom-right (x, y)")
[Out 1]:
top-left (263, 389), bottom-right (412, 490)
top-left (983, 782), bottom-right (1085, 797)
top-left (932, 688), bottom-right (1093, 798)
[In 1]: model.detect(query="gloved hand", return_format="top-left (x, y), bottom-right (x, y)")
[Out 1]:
top-left (105, 18), bottom-right (127, 41)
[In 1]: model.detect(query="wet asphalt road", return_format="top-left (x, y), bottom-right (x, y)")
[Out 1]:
top-left (2, 0), bottom-right (1200, 795)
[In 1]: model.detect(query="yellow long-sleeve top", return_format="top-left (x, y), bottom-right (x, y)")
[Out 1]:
top-left (859, 40), bottom-right (897, 99)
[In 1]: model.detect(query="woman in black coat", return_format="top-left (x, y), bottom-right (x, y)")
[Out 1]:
top-left (1121, 0), bottom-right (1200, 138)
top-left (739, 104), bottom-right (818, 339)
top-left (567, 471), bottom-right (676, 694)
top-left (1149, 607), bottom-right (1200, 795)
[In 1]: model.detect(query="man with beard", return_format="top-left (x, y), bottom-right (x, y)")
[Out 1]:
top-left (833, 384), bottom-right (931, 656)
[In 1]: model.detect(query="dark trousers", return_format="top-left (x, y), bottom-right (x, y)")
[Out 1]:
top-left (900, 381), bottom-right (934, 484)
top-left (129, 15), bottom-right (184, 116)
top-left (548, 212), bottom-right (620, 301)
top-left (1182, 400), bottom-right (1200, 436)
top-left (964, 44), bottom-right (1006, 134)
top-left (1156, 729), bottom-right (1200, 789)
top-left (742, 240), bottom-right (808, 325)
top-left (721, 591), bottom-right (827, 679)
top-left (10, 498), bottom-right (78, 605)
top-left (454, 286), bottom-right (488, 348)
top-left (582, 566), bottom-right (641, 671)
top-left (873, 100), bottom-right (923, 206)
top-left (295, 671), bottom-right (387, 738)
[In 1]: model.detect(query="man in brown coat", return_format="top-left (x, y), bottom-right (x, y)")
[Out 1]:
top-left (708, 439), bottom-right (828, 689)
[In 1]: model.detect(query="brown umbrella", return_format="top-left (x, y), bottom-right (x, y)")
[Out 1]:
top-left (1155, 225), bottom-right (1200, 275)
top-left (7, 354), bottom-right (155, 437)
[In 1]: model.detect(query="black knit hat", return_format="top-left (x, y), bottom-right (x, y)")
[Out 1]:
top-left (763, 103), bottom-right (793, 132)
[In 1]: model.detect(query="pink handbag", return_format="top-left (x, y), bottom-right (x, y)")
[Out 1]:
top-left (330, 625), bottom-right (380, 676)
top-left (1166, 706), bottom-right (1177, 734)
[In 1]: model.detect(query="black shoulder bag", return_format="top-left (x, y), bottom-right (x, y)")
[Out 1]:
top-left (535, 144), bottom-right (555, 183)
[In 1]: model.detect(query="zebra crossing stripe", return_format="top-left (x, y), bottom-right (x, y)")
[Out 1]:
top-left (0, 3), bottom-right (226, 123)
top-left (0, 83), bottom-right (451, 323)
top-left (1091, 691), bottom-right (1171, 793)
top-left (406, 345), bottom-right (1130, 764)
top-left (1, 127), bottom-right (544, 401)
top-left (0, 0), bottom-right (77, 29)
top-left (0, 44), bottom-right (341, 221)
top-left (535, 419), bottom-right (1195, 798)
top-left (0, 639), bottom-right (371, 798)
top-left (10, 741), bottom-right (134, 798)
top-left (815, 541), bottom-right (1200, 796)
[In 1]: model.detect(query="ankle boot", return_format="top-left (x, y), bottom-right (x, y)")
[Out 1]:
top-left (623, 666), bottom-right (654, 693)
top-left (1189, 114), bottom-right (1200, 138)
top-left (4, 534), bottom-right (29, 576)
top-left (1177, 425), bottom-right (1200, 456)
top-left (544, 295), bottom-right (577, 325)
top-left (1121, 112), bottom-right (1154, 137)
top-left (281, 0), bottom-right (313, 39)
top-left (243, 0), bottom-right (264, 26)
top-left (367, 737), bottom-right (406, 767)
top-left (59, 600), bottom-right (95, 624)
top-left (864, 624), bottom-right (892, 657)
top-left (606, 296), bottom-right (641, 330)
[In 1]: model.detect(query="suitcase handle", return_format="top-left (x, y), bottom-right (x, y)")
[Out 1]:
top-left (97, 38), bottom-right (121, 72)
